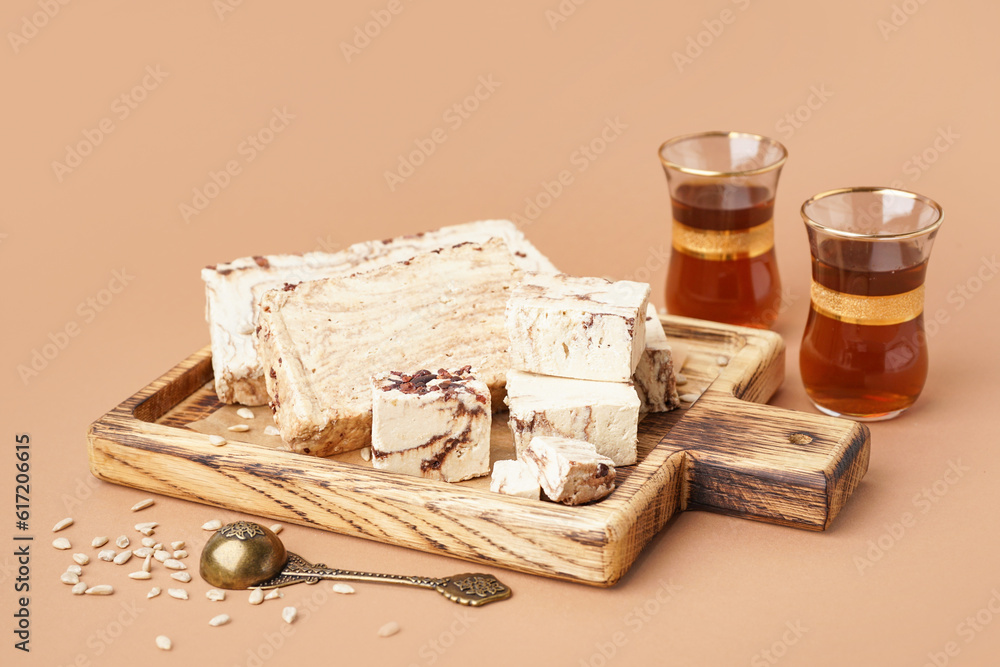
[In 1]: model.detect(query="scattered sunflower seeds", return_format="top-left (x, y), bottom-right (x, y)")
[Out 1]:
top-left (264, 589), bottom-right (283, 601)
top-left (164, 559), bottom-right (186, 571)
top-left (248, 588), bottom-right (264, 605)
top-left (98, 549), bottom-right (116, 562)
top-left (52, 517), bottom-right (74, 532)
top-left (130, 498), bottom-right (155, 512)
top-left (143, 555), bottom-right (152, 573)
top-left (269, 524), bottom-right (283, 535)
top-left (237, 407), bottom-right (255, 419)
top-left (113, 551), bottom-right (133, 566)
top-left (171, 571), bottom-right (192, 583)
top-left (206, 589), bottom-right (225, 602)
top-left (717, 355), bottom-right (730, 366)
top-left (115, 535), bottom-right (130, 549)
top-left (679, 392), bottom-right (701, 403)
top-left (227, 424), bottom-right (250, 432)
top-left (72, 553), bottom-right (89, 565)
top-left (134, 547), bottom-right (153, 558)
top-left (202, 520), bottom-right (223, 531)
top-left (378, 621), bottom-right (401, 637)
top-left (147, 587), bottom-right (161, 599)
top-left (135, 522), bottom-right (158, 536)
top-left (154, 550), bottom-right (170, 562)
top-left (360, 447), bottom-right (372, 462)
top-left (281, 607), bottom-right (298, 624)
top-left (173, 550), bottom-right (188, 559)
top-left (208, 435), bottom-right (227, 447)
top-left (52, 537), bottom-right (72, 550)
top-left (128, 571), bottom-right (151, 580)
top-left (66, 564), bottom-right (83, 576)
top-left (170, 541), bottom-right (185, 550)
top-left (72, 582), bottom-right (87, 595)
top-left (91, 536), bottom-right (109, 548)
top-left (332, 583), bottom-right (355, 595)
top-left (141, 537), bottom-right (156, 548)
top-left (60, 571), bottom-right (80, 585)
top-left (264, 425), bottom-right (280, 436)
top-left (85, 585), bottom-right (114, 596)
top-left (155, 635), bottom-right (172, 651)
top-left (209, 614), bottom-right (231, 627)
top-left (675, 373), bottom-right (688, 386)
top-left (167, 588), bottom-right (189, 600)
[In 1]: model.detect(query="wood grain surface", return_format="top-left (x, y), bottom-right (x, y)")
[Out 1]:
top-left (87, 315), bottom-right (870, 586)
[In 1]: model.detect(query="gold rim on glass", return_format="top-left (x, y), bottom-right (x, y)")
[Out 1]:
top-left (801, 186), bottom-right (944, 241)
top-left (657, 130), bottom-right (788, 177)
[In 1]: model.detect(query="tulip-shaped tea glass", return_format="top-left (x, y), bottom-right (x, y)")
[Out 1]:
top-left (659, 131), bottom-right (787, 328)
top-left (800, 187), bottom-right (943, 421)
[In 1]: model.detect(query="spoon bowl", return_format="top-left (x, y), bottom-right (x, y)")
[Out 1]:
top-left (199, 521), bottom-right (287, 589)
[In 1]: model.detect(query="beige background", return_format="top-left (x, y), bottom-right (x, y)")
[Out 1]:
top-left (3, 1), bottom-right (999, 665)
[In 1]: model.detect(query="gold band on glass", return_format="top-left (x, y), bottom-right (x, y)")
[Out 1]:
top-left (671, 219), bottom-right (774, 261)
top-left (810, 281), bottom-right (924, 326)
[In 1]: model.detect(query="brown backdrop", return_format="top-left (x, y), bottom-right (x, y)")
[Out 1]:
top-left (3, 1), bottom-right (999, 665)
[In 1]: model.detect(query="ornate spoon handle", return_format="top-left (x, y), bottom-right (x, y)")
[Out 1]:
top-left (257, 552), bottom-right (512, 606)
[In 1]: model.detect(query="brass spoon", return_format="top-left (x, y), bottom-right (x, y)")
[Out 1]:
top-left (199, 521), bottom-right (512, 606)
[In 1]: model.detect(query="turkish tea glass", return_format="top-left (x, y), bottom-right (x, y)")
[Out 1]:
top-left (800, 187), bottom-right (943, 421)
top-left (658, 131), bottom-right (787, 328)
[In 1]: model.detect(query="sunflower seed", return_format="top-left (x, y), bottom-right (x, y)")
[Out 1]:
top-left (716, 355), bottom-right (730, 366)
top-left (72, 582), bottom-right (87, 595)
top-left (332, 583), bottom-right (355, 595)
top-left (66, 564), bottom-right (83, 575)
top-left (61, 571), bottom-right (80, 585)
top-left (378, 621), bottom-right (400, 637)
top-left (52, 517), bottom-right (74, 532)
top-left (269, 524), bottom-right (283, 535)
top-left (91, 536), bottom-right (109, 548)
top-left (202, 520), bottom-right (223, 531)
top-left (134, 547), bottom-right (153, 558)
top-left (135, 522), bottom-right (158, 536)
top-left (143, 555), bottom-right (152, 572)
top-left (281, 607), bottom-right (297, 624)
top-left (115, 535), bottom-right (130, 549)
top-left (52, 537), bottom-right (72, 550)
top-left (237, 407), bottom-right (255, 419)
top-left (360, 447), bottom-right (372, 462)
top-left (208, 435), bottom-right (227, 447)
top-left (155, 635), bottom-right (172, 651)
top-left (170, 541), bottom-right (185, 550)
top-left (173, 550), bottom-right (188, 559)
top-left (167, 588), bottom-right (188, 600)
top-left (72, 553), bottom-right (89, 565)
top-left (153, 550), bottom-right (169, 562)
top-left (131, 498), bottom-right (155, 512)
top-left (675, 373), bottom-right (688, 386)
top-left (147, 587), bottom-right (161, 599)
top-left (164, 559), bottom-right (186, 571)
top-left (113, 550), bottom-right (133, 565)
top-left (152, 542), bottom-right (163, 551)
top-left (248, 588), bottom-right (264, 605)
top-left (227, 424), bottom-right (250, 432)
top-left (141, 537), bottom-right (156, 548)
top-left (209, 614), bottom-right (231, 627)
top-left (679, 392), bottom-right (701, 403)
top-left (98, 549), bottom-right (116, 562)
top-left (206, 589), bottom-right (226, 602)
top-left (129, 571), bottom-right (151, 580)
top-left (264, 589), bottom-right (283, 600)
top-left (85, 585), bottom-right (114, 596)
top-left (264, 425), bottom-right (280, 436)
top-left (171, 571), bottom-right (192, 583)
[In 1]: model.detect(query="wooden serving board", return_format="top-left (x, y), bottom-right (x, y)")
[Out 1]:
top-left (87, 316), bottom-right (870, 586)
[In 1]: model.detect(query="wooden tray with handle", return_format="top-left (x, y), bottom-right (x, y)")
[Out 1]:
top-left (87, 315), bottom-right (870, 586)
